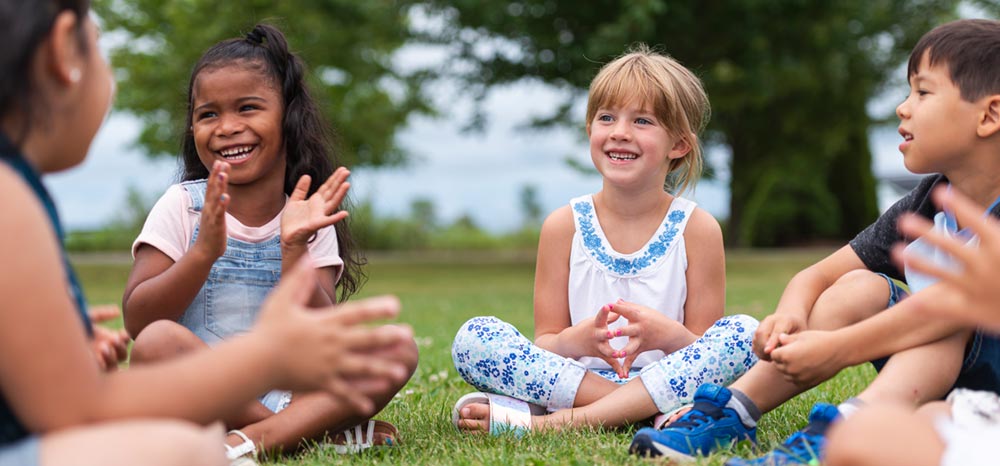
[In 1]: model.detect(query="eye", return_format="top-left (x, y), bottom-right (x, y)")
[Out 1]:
top-left (196, 111), bottom-right (217, 121)
top-left (239, 104), bottom-right (259, 112)
top-left (635, 117), bottom-right (653, 125)
top-left (917, 89), bottom-right (930, 97)
top-left (597, 114), bottom-right (613, 122)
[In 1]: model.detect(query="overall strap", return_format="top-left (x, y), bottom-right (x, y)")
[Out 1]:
top-left (181, 179), bottom-right (208, 212)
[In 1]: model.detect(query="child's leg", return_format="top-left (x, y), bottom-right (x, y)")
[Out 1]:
top-left (730, 270), bottom-right (894, 413)
top-left (856, 329), bottom-right (968, 406)
top-left (825, 404), bottom-right (943, 466)
top-left (452, 316), bottom-right (619, 408)
top-left (535, 314), bottom-right (758, 430)
top-left (131, 320), bottom-right (273, 427)
top-left (39, 420), bottom-right (226, 466)
top-left (228, 333), bottom-right (418, 455)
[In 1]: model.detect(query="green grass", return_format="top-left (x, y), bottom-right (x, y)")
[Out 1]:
top-left (72, 249), bottom-right (875, 465)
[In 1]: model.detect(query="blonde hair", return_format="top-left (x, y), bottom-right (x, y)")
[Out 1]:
top-left (585, 44), bottom-right (710, 194)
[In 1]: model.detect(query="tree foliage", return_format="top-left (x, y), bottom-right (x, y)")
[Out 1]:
top-left (94, 0), bottom-right (433, 167)
top-left (415, 0), bottom-right (971, 246)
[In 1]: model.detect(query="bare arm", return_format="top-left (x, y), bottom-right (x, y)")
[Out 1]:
top-left (680, 207), bottom-right (726, 336)
top-left (122, 162), bottom-right (231, 337)
top-left (532, 206), bottom-right (578, 356)
top-left (0, 171), bottom-right (409, 432)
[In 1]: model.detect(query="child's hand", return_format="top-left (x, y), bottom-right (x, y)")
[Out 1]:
top-left (753, 313), bottom-right (807, 361)
top-left (894, 187), bottom-right (1000, 332)
top-left (192, 161), bottom-right (231, 261)
top-left (769, 330), bottom-right (845, 387)
top-left (561, 304), bottom-right (625, 375)
top-left (88, 305), bottom-right (130, 372)
top-left (607, 300), bottom-right (687, 378)
top-left (281, 167), bottom-right (351, 248)
top-left (254, 258), bottom-right (411, 415)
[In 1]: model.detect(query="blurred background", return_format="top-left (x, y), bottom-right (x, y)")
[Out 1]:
top-left (52, 0), bottom-right (999, 253)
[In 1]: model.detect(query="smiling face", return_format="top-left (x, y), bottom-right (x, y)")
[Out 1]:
top-left (190, 62), bottom-right (286, 190)
top-left (896, 51), bottom-right (982, 175)
top-left (588, 100), bottom-right (690, 189)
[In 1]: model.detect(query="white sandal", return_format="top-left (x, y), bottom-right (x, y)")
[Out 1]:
top-left (332, 420), bottom-right (398, 454)
top-left (452, 392), bottom-right (546, 437)
top-left (224, 429), bottom-right (258, 466)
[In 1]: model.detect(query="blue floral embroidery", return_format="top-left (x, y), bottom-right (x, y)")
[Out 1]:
top-left (573, 199), bottom-right (685, 276)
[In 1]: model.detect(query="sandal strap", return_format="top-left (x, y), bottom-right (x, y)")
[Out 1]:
top-left (333, 420), bottom-right (377, 454)
top-left (225, 429), bottom-right (256, 460)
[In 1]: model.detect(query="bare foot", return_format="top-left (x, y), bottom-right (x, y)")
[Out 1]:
top-left (456, 402), bottom-right (491, 433)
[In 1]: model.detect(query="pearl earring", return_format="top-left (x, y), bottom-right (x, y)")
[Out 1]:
top-left (69, 69), bottom-right (81, 83)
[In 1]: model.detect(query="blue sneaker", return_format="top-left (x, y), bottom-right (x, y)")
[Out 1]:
top-left (725, 403), bottom-right (840, 466)
top-left (630, 383), bottom-right (756, 460)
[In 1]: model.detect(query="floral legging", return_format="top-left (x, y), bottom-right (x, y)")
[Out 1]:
top-left (452, 315), bottom-right (759, 414)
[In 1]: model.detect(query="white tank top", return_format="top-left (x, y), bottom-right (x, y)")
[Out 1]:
top-left (567, 194), bottom-right (696, 370)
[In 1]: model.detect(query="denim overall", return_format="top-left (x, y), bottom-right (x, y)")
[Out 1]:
top-left (178, 180), bottom-right (282, 346)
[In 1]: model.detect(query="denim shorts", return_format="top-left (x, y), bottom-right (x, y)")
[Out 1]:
top-left (0, 436), bottom-right (39, 466)
top-left (871, 273), bottom-right (1000, 393)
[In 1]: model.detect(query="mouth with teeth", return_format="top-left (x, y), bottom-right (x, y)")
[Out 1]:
top-left (607, 151), bottom-right (638, 162)
top-left (218, 145), bottom-right (255, 162)
top-left (898, 129), bottom-right (913, 153)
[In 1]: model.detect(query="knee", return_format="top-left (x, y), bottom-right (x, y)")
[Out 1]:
top-left (452, 316), bottom-right (507, 354)
top-left (130, 320), bottom-right (199, 364)
top-left (152, 420), bottom-right (227, 466)
top-left (811, 270), bottom-right (888, 328)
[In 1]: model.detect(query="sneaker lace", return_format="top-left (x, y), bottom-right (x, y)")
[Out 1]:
top-left (667, 401), bottom-right (725, 430)
top-left (773, 430), bottom-right (823, 462)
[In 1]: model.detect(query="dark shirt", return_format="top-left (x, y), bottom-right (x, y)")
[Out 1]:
top-left (849, 174), bottom-right (1000, 281)
top-left (0, 132), bottom-right (92, 444)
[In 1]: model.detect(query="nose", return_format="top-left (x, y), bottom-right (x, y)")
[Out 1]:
top-left (610, 119), bottom-right (631, 141)
top-left (215, 113), bottom-right (245, 136)
top-left (896, 96), bottom-right (910, 120)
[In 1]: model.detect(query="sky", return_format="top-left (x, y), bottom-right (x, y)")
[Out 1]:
top-left (44, 39), bottom-right (915, 234)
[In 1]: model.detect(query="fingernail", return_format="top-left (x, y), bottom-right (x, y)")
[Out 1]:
top-left (620, 350), bottom-right (627, 357)
top-left (606, 330), bottom-right (613, 339)
top-left (615, 329), bottom-right (622, 337)
top-left (608, 303), bottom-right (614, 310)
top-left (220, 194), bottom-right (228, 202)
top-left (617, 298), bottom-right (624, 303)
top-left (218, 173), bottom-right (224, 180)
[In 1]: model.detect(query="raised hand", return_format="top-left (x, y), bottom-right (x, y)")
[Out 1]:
top-left (254, 257), bottom-right (412, 415)
top-left (281, 167), bottom-right (350, 247)
top-left (753, 313), bottom-right (807, 361)
top-left (895, 187), bottom-right (1000, 332)
top-left (607, 300), bottom-right (689, 378)
top-left (192, 161), bottom-right (231, 261)
top-left (769, 330), bottom-right (845, 387)
top-left (88, 305), bottom-right (130, 372)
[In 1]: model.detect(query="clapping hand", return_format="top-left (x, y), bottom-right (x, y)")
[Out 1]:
top-left (280, 167), bottom-right (350, 247)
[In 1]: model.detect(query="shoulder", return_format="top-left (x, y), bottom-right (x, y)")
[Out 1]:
top-left (540, 205), bottom-right (575, 240)
top-left (683, 206), bottom-right (723, 241)
top-left (0, 164), bottom-right (60, 265)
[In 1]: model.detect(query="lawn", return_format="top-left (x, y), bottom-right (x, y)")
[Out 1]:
top-left (72, 248), bottom-right (876, 465)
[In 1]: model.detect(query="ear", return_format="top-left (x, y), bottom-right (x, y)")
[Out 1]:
top-left (666, 132), bottom-right (694, 160)
top-left (977, 95), bottom-right (1000, 138)
top-left (42, 11), bottom-right (86, 88)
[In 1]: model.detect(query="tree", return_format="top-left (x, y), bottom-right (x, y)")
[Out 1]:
top-left (519, 184), bottom-right (543, 229)
top-left (414, 0), bottom-right (964, 246)
top-left (93, 0), bottom-right (433, 167)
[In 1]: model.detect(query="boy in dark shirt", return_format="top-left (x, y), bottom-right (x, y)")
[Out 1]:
top-left (630, 18), bottom-right (1000, 465)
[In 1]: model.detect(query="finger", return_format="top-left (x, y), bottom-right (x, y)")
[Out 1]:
top-left (268, 257), bottom-right (317, 308)
top-left (326, 377), bottom-right (375, 416)
top-left (764, 333), bottom-right (782, 354)
top-left (88, 305), bottom-right (121, 323)
top-left (290, 175), bottom-right (311, 202)
top-left (314, 211), bottom-right (350, 231)
top-left (606, 311), bottom-right (620, 324)
top-left (325, 182), bottom-right (351, 215)
top-left (621, 351), bottom-right (640, 378)
top-left (609, 301), bottom-right (638, 320)
top-left (892, 244), bottom-right (964, 285)
top-left (777, 332), bottom-right (796, 346)
top-left (594, 305), bottom-right (611, 330)
top-left (897, 214), bottom-right (978, 266)
top-left (326, 296), bottom-right (401, 326)
top-left (932, 187), bottom-right (1000, 242)
top-left (600, 355), bottom-right (623, 377)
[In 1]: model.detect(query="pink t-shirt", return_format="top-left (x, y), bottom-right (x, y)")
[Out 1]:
top-left (132, 184), bottom-right (344, 282)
